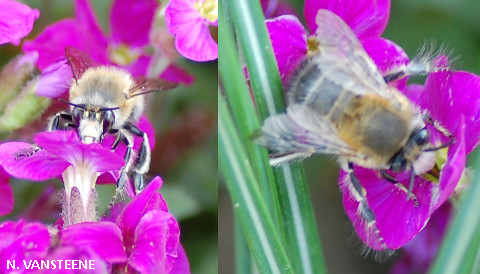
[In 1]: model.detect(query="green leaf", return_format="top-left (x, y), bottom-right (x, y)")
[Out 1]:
top-left (224, 0), bottom-right (327, 273)
top-left (219, 0), bottom-right (281, 228)
top-left (219, 92), bottom-right (293, 274)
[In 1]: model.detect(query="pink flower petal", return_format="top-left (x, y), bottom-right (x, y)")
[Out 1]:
top-left (304, 0), bottom-right (390, 39)
top-left (74, 0), bottom-right (108, 49)
top-left (128, 210), bottom-right (180, 273)
top-left (340, 167), bottom-right (431, 250)
top-left (170, 244), bottom-right (191, 274)
top-left (160, 63), bottom-right (195, 85)
top-left (0, 141), bottom-right (70, 181)
top-left (61, 221), bottom-right (127, 263)
top-left (430, 118), bottom-right (466, 213)
top-left (34, 131), bottom-right (125, 173)
top-left (116, 176), bottom-right (168, 252)
top-left (165, 0), bottom-right (218, 61)
top-left (0, 0), bottom-right (39, 45)
top-left (421, 71), bottom-right (480, 153)
top-left (0, 220), bottom-right (50, 270)
top-left (266, 15), bottom-right (308, 82)
top-left (362, 37), bottom-right (409, 90)
top-left (137, 115), bottom-right (156, 150)
top-left (390, 202), bottom-right (452, 274)
top-left (42, 245), bottom-right (108, 274)
top-left (124, 56), bottom-right (194, 85)
top-left (36, 58), bottom-right (73, 98)
top-left (110, 0), bottom-right (158, 47)
top-left (403, 84), bottom-right (424, 105)
top-left (22, 19), bottom-right (109, 70)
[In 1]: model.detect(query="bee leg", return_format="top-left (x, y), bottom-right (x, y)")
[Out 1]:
top-left (348, 163), bottom-right (376, 224)
top-left (110, 131), bottom-right (133, 189)
top-left (421, 112), bottom-right (455, 151)
top-left (347, 163), bottom-right (389, 251)
top-left (380, 169), bottom-right (419, 207)
top-left (49, 112), bottom-right (74, 131)
top-left (123, 122), bottom-right (151, 192)
top-left (383, 48), bottom-right (451, 83)
top-left (383, 71), bottom-right (405, 83)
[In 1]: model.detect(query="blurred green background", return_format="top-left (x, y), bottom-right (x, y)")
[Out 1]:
top-left (0, 1), bottom-right (217, 273)
top-left (219, 0), bottom-right (480, 273)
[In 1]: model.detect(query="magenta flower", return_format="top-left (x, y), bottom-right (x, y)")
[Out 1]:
top-left (0, 220), bottom-right (50, 271)
top-left (0, 0), bottom-right (39, 45)
top-left (338, 67), bottom-right (480, 251)
top-left (390, 202), bottom-right (452, 274)
top-left (60, 177), bottom-right (189, 273)
top-left (266, 0), bottom-right (390, 82)
top-left (22, 0), bottom-right (193, 85)
top-left (0, 130), bottom-right (125, 225)
top-left (0, 177), bottom-right (189, 273)
top-left (165, 0), bottom-right (218, 62)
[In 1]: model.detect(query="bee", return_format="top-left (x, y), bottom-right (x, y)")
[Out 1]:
top-left (254, 10), bottom-right (453, 248)
top-left (48, 47), bottom-right (178, 192)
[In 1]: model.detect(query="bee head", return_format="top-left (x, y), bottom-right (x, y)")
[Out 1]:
top-left (389, 127), bottom-right (430, 172)
top-left (71, 104), bottom-right (117, 144)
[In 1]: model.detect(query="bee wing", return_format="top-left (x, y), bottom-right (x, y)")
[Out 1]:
top-left (65, 46), bottom-right (99, 82)
top-left (312, 10), bottom-right (392, 98)
top-left (254, 104), bottom-right (356, 165)
top-left (128, 77), bottom-right (179, 98)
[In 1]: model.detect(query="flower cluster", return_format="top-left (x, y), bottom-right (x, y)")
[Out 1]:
top-left (0, 177), bottom-right (189, 273)
top-left (0, 0), bottom-right (200, 273)
top-left (265, 0), bottom-right (480, 258)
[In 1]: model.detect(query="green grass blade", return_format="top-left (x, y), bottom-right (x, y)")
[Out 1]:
top-left (234, 214), bottom-right (254, 274)
top-left (219, 0), bottom-right (281, 227)
top-left (225, 0), bottom-right (327, 273)
top-left (219, 92), bottom-right (293, 274)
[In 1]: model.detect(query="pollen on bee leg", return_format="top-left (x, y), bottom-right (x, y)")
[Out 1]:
top-left (61, 161), bottom-right (100, 226)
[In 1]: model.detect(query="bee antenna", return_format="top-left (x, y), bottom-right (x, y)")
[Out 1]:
top-left (57, 99), bottom-right (87, 109)
top-left (423, 139), bottom-right (454, 152)
top-left (99, 107), bottom-right (121, 111)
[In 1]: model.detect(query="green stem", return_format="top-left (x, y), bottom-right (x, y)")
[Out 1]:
top-left (219, 92), bottom-right (293, 274)
top-left (225, 0), bottom-right (327, 273)
top-left (219, 0), bottom-right (281, 227)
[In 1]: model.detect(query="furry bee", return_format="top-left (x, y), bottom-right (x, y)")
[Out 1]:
top-left (49, 47), bottom-right (178, 192)
top-left (254, 10), bottom-right (453, 230)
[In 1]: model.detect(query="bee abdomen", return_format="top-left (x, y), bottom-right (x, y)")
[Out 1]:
top-left (287, 59), bottom-right (343, 115)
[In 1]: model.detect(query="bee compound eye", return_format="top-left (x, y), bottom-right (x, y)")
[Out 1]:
top-left (72, 106), bottom-right (84, 126)
top-left (102, 110), bottom-right (115, 133)
top-left (416, 128), bottom-right (430, 146)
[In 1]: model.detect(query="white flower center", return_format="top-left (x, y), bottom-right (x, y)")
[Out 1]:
top-left (62, 159), bottom-right (99, 216)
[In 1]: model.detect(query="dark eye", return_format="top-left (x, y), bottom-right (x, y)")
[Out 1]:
top-left (102, 110), bottom-right (115, 133)
top-left (415, 128), bottom-right (430, 146)
top-left (72, 106), bottom-right (84, 126)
